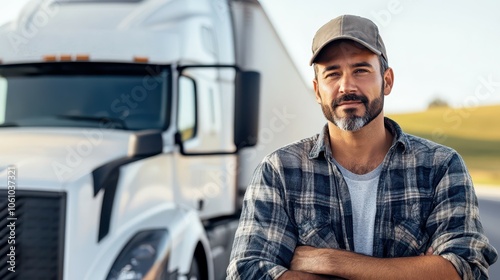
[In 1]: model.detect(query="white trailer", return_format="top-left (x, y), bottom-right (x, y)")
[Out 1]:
top-left (0, 0), bottom-right (324, 279)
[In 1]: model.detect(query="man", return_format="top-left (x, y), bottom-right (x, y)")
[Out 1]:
top-left (227, 15), bottom-right (497, 279)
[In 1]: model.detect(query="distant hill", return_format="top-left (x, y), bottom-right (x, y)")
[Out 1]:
top-left (387, 104), bottom-right (500, 185)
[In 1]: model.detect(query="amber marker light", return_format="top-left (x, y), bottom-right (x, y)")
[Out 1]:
top-left (133, 56), bottom-right (149, 63)
top-left (43, 55), bottom-right (57, 62)
top-left (60, 54), bottom-right (72, 61)
top-left (76, 54), bottom-right (90, 61)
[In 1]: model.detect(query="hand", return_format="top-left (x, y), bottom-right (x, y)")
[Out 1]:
top-left (290, 246), bottom-right (329, 274)
top-left (420, 247), bottom-right (434, 256)
top-left (289, 246), bottom-right (347, 279)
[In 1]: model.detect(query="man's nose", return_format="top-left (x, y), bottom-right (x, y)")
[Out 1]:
top-left (339, 74), bottom-right (356, 94)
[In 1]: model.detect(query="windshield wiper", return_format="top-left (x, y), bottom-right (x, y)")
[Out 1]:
top-left (57, 115), bottom-right (128, 129)
top-left (0, 122), bottom-right (19, 127)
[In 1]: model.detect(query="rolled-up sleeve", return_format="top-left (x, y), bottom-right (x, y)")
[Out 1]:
top-left (227, 156), bottom-right (297, 279)
top-left (428, 153), bottom-right (498, 280)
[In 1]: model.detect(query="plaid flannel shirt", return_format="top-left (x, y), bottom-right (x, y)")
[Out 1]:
top-left (227, 118), bottom-right (497, 280)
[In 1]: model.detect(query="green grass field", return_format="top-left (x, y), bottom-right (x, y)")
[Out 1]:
top-left (387, 104), bottom-right (500, 186)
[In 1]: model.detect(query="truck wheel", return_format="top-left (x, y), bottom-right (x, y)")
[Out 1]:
top-left (187, 257), bottom-right (201, 280)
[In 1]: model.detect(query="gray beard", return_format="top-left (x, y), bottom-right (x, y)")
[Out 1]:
top-left (334, 115), bottom-right (370, 131)
top-left (321, 88), bottom-right (384, 132)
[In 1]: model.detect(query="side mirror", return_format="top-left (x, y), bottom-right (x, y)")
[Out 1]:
top-left (234, 71), bottom-right (260, 149)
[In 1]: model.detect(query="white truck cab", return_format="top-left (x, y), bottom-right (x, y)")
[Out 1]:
top-left (0, 0), bottom-right (324, 279)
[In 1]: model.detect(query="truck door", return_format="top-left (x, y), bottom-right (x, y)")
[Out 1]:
top-left (173, 67), bottom-right (238, 220)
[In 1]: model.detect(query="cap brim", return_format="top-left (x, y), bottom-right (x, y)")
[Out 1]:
top-left (309, 36), bottom-right (382, 66)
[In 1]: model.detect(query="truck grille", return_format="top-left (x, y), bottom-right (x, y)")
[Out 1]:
top-left (0, 190), bottom-right (66, 280)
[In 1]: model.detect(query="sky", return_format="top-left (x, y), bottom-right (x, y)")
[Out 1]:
top-left (258, 0), bottom-right (500, 113)
top-left (1, 0), bottom-right (500, 113)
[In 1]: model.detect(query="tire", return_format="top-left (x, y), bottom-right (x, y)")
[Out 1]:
top-left (187, 257), bottom-right (201, 280)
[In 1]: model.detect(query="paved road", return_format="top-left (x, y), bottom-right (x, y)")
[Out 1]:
top-left (478, 197), bottom-right (500, 280)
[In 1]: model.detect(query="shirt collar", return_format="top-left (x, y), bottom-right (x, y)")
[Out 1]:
top-left (308, 117), bottom-right (411, 160)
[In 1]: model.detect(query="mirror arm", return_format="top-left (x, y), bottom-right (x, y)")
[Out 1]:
top-left (174, 132), bottom-right (238, 156)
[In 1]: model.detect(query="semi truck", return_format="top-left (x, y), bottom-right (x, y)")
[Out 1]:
top-left (0, 0), bottom-right (324, 279)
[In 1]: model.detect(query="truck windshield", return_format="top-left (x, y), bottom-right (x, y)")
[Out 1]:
top-left (0, 62), bottom-right (170, 130)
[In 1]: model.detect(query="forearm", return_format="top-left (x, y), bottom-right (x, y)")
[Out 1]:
top-left (278, 270), bottom-right (341, 280)
top-left (293, 248), bottom-right (460, 280)
top-left (336, 250), bottom-right (459, 280)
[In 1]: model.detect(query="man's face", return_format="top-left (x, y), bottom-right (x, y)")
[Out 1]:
top-left (313, 41), bottom-right (392, 131)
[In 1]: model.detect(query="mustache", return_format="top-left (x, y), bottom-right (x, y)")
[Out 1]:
top-left (332, 94), bottom-right (369, 108)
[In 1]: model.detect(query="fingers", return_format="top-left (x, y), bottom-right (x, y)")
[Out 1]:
top-left (426, 247), bottom-right (434, 255)
top-left (420, 247), bottom-right (434, 256)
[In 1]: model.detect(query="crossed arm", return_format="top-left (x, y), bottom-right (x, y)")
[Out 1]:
top-left (278, 246), bottom-right (460, 280)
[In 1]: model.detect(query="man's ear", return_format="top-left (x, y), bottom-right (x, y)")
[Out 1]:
top-left (383, 67), bottom-right (394, 96)
top-left (313, 79), bottom-right (322, 103)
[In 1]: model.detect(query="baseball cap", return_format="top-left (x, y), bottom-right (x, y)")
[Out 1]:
top-left (310, 15), bottom-right (388, 65)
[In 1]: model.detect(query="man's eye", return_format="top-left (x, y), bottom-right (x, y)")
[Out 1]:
top-left (355, 69), bottom-right (369, 73)
top-left (326, 72), bottom-right (340, 78)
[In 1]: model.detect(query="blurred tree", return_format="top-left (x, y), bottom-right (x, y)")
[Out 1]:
top-left (428, 97), bottom-right (449, 109)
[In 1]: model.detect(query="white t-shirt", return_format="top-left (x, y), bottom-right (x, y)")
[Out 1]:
top-left (333, 160), bottom-right (382, 256)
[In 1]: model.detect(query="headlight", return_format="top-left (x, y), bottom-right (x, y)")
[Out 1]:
top-left (106, 229), bottom-right (170, 280)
